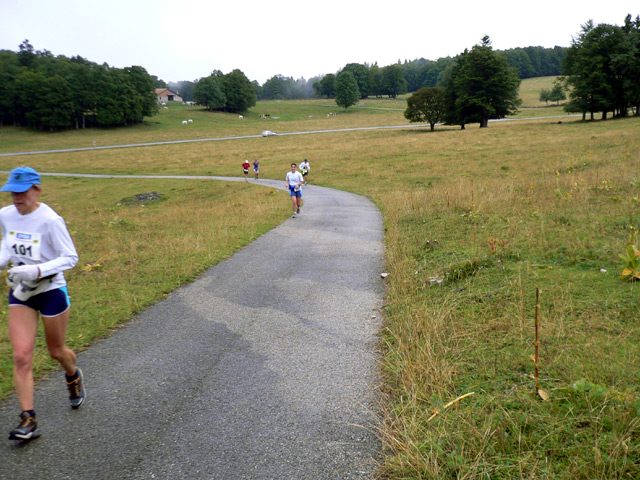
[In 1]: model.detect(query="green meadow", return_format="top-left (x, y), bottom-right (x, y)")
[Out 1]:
top-left (0, 77), bottom-right (639, 478)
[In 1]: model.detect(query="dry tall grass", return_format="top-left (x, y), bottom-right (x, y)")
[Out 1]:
top-left (368, 118), bottom-right (640, 479)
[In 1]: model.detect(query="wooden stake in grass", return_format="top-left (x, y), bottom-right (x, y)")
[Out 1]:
top-left (533, 287), bottom-right (549, 401)
top-left (534, 287), bottom-right (540, 391)
top-left (471, 180), bottom-right (475, 211)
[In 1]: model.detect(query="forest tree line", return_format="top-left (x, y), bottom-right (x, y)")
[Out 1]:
top-left (155, 46), bottom-right (567, 103)
top-left (2, 13), bottom-right (637, 131)
top-left (0, 39), bottom-right (566, 131)
top-left (401, 14), bottom-right (640, 131)
top-left (0, 40), bottom-right (158, 130)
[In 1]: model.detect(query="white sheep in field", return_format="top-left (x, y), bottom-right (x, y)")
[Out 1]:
top-left (239, 115), bottom-right (244, 119)
top-left (182, 120), bottom-right (188, 125)
top-left (188, 119), bottom-right (193, 123)
top-left (163, 106), bottom-right (168, 110)
top-left (309, 115), bottom-right (314, 119)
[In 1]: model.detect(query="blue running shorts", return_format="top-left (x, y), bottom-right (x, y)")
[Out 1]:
top-left (9, 287), bottom-right (71, 317)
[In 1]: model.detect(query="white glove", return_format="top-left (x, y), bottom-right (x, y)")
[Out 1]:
top-left (8, 265), bottom-right (40, 282)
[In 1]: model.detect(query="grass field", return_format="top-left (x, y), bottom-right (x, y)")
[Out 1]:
top-left (0, 78), bottom-right (638, 478)
top-left (518, 76), bottom-right (561, 106)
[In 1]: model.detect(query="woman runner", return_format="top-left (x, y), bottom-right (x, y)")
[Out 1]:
top-left (285, 163), bottom-right (304, 217)
top-left (1, 167), bottom-right (85, 441)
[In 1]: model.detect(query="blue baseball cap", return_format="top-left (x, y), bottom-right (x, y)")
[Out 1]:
top-left (1, 167), bottom-right (41, 193)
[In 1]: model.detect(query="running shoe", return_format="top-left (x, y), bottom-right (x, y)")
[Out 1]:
top-left (8, 411), bottom-right (38, 440)
top-left (296, 207), bottom-right (300, 214)
top-left (67, 367), bottom-right (86, 409)
top-left (292, 212), bottom-right (297, 217)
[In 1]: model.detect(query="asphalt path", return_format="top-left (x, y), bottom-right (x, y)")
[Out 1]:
top-left (0, 176), bottom-right (385, 480)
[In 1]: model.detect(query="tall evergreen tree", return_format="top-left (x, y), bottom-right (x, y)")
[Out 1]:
top-left (563, 21), bottom-right (622, 119)
top-left (622, 15), bottom-right (640, 115)
top-left (442, 54), bottom-right (470, 129)
top-left (445, 36), bottom-right (521, 128)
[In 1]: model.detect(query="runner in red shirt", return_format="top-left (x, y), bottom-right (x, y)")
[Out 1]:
top-left (242, 160), bottom-right (250, 181)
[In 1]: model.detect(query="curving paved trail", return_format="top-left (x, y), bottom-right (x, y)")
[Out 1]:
top-left (0, 176), bottom-right (385, 480)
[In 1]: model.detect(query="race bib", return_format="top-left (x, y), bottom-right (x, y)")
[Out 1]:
top-left (7, 231), bottom-right (42, 261)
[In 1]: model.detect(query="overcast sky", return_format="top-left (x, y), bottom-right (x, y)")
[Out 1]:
top-left (1, 0), bottom-right (637, 85)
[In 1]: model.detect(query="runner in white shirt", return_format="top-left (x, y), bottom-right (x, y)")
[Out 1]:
top-left (285, 163), bottom-right (304, 217)
top-left (0, 167), bottom-right (85, 441)
top-left (299, 159), bottom-right (310, 185)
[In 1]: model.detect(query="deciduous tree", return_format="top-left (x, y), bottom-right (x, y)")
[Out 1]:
top-left (123, 66), bottom-right (158, 119)
top-left (315, 73), bottom-right (336, 98)
top-left (381, 64), bottom-right (408, 98)
top-left (368, 64), bottom-right (383, 97)
top-left (220, 69), bottom-right (256, 113)
top-left (194, 75), bottom-right (226, 111)
top-left (334, 71), bottom-right (360, 111)
top-left (548, 82), bottom-right (566, 105)
top-left (404, 87), bottom-right (446, 131)
top-left (340, 63), bottom-right (370, 98)
top-left (539, 88), bottom-right (551, 105)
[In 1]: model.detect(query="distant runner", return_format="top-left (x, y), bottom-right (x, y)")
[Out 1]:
top-left (286, 163), bottom-right (304, 217)
top-left (299, 159), bottom-right (310, 185)
top-left (253, 158), bottom-right (260, 180)
top-left (242, 159), bottom-right (250, 182)
top-left (1, 167), bottom-right (85, 441)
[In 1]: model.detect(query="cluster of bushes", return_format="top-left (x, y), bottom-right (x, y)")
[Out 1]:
top-left (0, 41), bottom-right (158, 131)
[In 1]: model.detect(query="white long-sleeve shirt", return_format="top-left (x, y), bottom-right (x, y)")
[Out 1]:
top-left (0, 202), bottom-right (78, 290)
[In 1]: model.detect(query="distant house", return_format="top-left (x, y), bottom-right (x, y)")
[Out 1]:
top-left (156, 88), bottom-right (183, 104)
